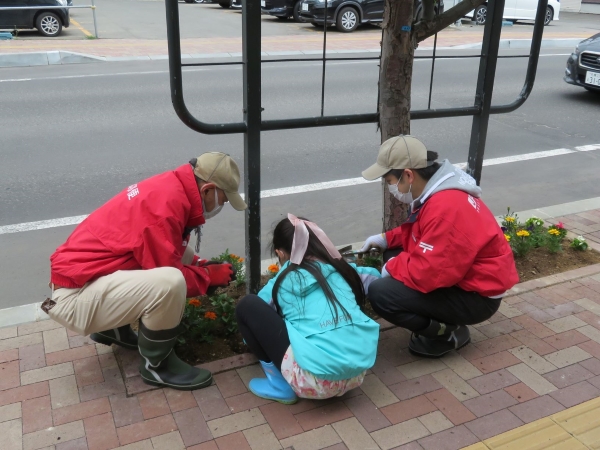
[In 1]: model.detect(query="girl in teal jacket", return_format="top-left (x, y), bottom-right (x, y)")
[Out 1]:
top-left (235, 214), bottom-right (380, 404)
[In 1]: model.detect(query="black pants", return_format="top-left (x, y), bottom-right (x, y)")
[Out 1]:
top-left (235, 295), bottom-right (290, 370)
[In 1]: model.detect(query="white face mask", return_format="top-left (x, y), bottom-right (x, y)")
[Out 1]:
top-left (387, 178), bottom-right (414, 204)
top-left (202, 187), bottom-right (223, 220)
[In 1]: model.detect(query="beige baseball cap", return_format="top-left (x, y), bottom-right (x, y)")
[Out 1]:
top-left (192, 152), bottom-right (247, 211)
top-left (362, 135), bottom-right (429, 181)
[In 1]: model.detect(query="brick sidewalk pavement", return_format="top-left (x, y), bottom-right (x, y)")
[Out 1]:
top-left (0, 27), bottom-right (590, 58)
top-left (2, 209), bottom-right (600, 450)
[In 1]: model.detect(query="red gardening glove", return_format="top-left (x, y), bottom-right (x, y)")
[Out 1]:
top-left (205, 263), bottom-right (234, 287)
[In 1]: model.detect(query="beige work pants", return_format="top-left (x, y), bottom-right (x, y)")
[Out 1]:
top-left (48, 244), bottom-right (196, 335)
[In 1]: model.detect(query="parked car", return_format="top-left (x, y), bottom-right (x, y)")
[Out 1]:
top-left (213, 0), bottom-right (241, 8)
top-left (564, 33), bottom-right (600, 93)
top-left (0, 0), bottom-right (69, 37)
top-left (464, 0), bottom-right (560, 26)
top-left (298, 0), bottom-right (443, 32)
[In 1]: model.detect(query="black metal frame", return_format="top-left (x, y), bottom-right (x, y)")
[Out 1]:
top-left (165, 0), bottom-right (548, 292)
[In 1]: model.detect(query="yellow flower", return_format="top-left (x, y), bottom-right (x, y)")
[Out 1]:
top-left (548, 228), bottom-right (561, 236)
top-left (204, 311), bottom-right (217, 320)
top-left (505, 217), bottom-right (516, 223)
top-left (516, 230), bottom-right (530, 237)
top-left (188, 298), bottom-right (201, 307)
top-left (268, 264), bottom-right (279, 274)
top-left (504, 234), bottom-right (511, 242)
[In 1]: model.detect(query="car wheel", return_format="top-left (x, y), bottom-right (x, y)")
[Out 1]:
top-left (293, 1), bottom-right (306, 22)
top-left (544, 6), bottom-right (553, 25)
top-left (336, 7), bottom-right (359, 32)
top-left (36, 12), bottom-right (62, 37)
top-left (219, 1), bottom-right (231, 8)
top-left (473, 5), bottom-right (487, 25)
top-left (184, 0), bottom-right (194, 2)
top-left (277, 16), bottom-right (288, 20)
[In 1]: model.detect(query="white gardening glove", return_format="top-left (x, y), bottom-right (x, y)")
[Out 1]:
top-left (381, 256), bottom-right (395, 278)
top-left (360, 233), bottom-right (387, 252)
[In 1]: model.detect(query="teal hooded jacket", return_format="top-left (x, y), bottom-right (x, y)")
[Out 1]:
top-left (258, 261), bottom-right (380, 381)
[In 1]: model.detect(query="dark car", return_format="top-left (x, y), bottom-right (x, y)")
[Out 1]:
top-left (298, 0), bottom-right (443, 32)
top-left (0, 0), bottom-right (69, 37)
top-left (564, 33), bottom-right (600, 93)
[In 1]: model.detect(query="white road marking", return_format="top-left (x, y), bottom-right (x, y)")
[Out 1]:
top-left (1, 144), bottom-right (599, 236)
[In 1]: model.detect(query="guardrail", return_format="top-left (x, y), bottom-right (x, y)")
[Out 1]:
top-left (0, 2), bottom-right (99, 38)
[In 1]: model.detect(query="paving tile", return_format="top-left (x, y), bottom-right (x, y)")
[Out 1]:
top-left (470, 351), bottom-right (521, 374)
top-left (0, 418), bottom-right (23, 450)
top-left (417, 424), bottom-right (479, 450)
top-left (95, 344), bottom-right (113, 356)
top-left (73, 357), bottom-right (103, 388)
top-left (151, 431), bottom-right (185, 450)
top-left (425, 389), bottom-right (476, 426)
top-left (43, 328), bottom-right (70, 354)
top-left (0, 326), bottom-right (18, 340)
top-left (497, 302), bottom-right (523, 319)
top-left (526, 308), bottom-right (555, 323)
top-left (21, 362), bottom-right (74, 386)
top-left (0, 348), bottom-right (19, 364)
top-left (53, 398), bottom-right (111, 426)
top-left (172, 407), bottom-right (212, 447)
top-left (343, 394), bottom-right (391, 433)
top-left (242, 424), bottom-right (282, 450)
top-left (78, 367), bottom-right (125, 402)
top-left (259, 402), bottom-right (303, 440)
top-left (45, 346), bottom-right (97, 367)
top-left (431, 369), bottom-right (479, 401)
top-left (20, 344), bottom-right (47, 372)
top-left (214, 371), bottom-right (247, 399)
top-left (549, 380), bottom-right (600, 408)
top-left (463, 389), bottom-right (518, 418)
top-left (516, 292), bottom-right (554, 310)
top-left (331, 417), bottom-right (379, 450)
top-left (506, 363), bottom-right (558, 395)
top-left (236, 365), bottom-right (265, 390)
top-left (164, 388), bottom-right (198, 413)
top-left (483, 417), bottom-right (585, 449)
top-left (575, 297), bottom-right (600, 315)
top-left (371, 417), bottom-right (430, 450)
top-left (358, 374), bottom-right (399, 408)
top-left (187, 442), bottom-right (218, 450)
top-left (214, 430), bottom-right (251, 449)
top-left (111, 440), bottom-right (153, 450)
top-left (477, 320), bottom-right (523, 339)
top-left (545, 316), bottom-right (588, 333)
top-left (0, 360), bottom-right (21, 391)
top-left (0, 402), bottom-right (22, 423)
top-left (23, 420), bottom-right (85, 450)
top-left (544, 302), bottom-right (586, 319)
top-left (508, 394), bottom-right (565, 423)
top-left (474, 335), bottom-right (522, 356)
top-left (49, 375), bottom-right (80, 409)
top-left (467, 369), bottom-right (520, 395)
top-left (464, 409), bottom-right (524, 441)
top-left (580, 357), bottom-right (600, 375)
top-left (68, 336), bottom-right (95, 349)
top-left (543, 363), bottom-right (595, 389)
top-left (543, 330), bottom-right (590, 350)
top-left (417, 411), bottom-right (453, 435)
top-left (207, 407), bottom-right (266, 439)
top-left (295, 401), bottom-right (353, 431)
top-left (370, 356), bottom-right (407, 386)
top-left (0, 382), bottom-right (50, 407)
top-left (84, 412), bottom-right (119, 450)
top-left (226, 391), bottom-right (271, 414)
top-left (578, 324), bottom-right (600, 344)
top-left (544, 346), bottom-right (592, 368)
top-left (22, 395), bottom-right (53, 433)
top-left (97, 354), bottom-right (117, 370)
top-left (388, 443), bottom-right (424, 450)
top-left (552, 396), bottom-right (600, 449)
top-left (575, 310), bottom-right (600, 331)
top-left (511, 316), bottom-right (554, 339)
top-left (439, 352), bottom-right (482, 380)
top-left (193, 386), bottom-right (234, 420)
top-left (388, 375), bottom-right (443, 401)
top-left (18, 321), bottom-right (62, 336)
top-left (456, 346), bottom-right (486, 362)
top-left (136, 389), bottom-right (170, 420)
top-left (578, 340), bottom-right (600, 361)
top-left (466, 327), bottom-right (487, 344)
top-left (380, 395), bottom-right (437, 425)
top-left (116, 414), bottom-right (178, 446)
top-left (109, 394), bottom-right (144, 428)
top-left (56, 436), bottom-right (89, 450)
top-left (508, 345), bottom-right (557, 374)
top-left (279, 424), bottom-right (342, 450)
top-left (397, 359), bottom-right (447, 380)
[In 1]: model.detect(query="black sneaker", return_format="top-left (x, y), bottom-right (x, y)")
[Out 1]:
top-left (408, 325), bottom-right (471, 358)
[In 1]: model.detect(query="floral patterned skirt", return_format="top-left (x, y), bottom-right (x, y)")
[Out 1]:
top-left (280, 346), bottom-right (366, 400)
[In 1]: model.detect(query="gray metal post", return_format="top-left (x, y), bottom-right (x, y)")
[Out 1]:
top-left (91, 0), bottom-right (98, 38)
top-left (242, 0), bottom-right (262, 294)
top-left (466, 0), bottom-right (505, 183)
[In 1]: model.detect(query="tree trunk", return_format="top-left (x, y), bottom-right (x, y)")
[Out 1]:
top-left (378, 0), bottom-right (415, 231)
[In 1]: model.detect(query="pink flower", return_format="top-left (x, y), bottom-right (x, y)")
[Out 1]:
top-left (557, 222), bottom-right (564, 229)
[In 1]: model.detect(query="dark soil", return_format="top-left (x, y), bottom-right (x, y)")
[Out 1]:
top-left (177, 244), bottom-right (600, 366)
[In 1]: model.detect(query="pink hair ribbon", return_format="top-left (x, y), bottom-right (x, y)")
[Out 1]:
top-left (288, 213), bottom-right (342, 265)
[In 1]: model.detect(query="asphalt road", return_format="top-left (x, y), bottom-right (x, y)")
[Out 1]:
top-left (1, 47), bottom-right (600, 310)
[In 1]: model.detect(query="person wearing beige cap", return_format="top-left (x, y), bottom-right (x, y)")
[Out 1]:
top-left (46, 152), bottom-right (247, 390)
top-left (360, 136), bottom-right (518, 358)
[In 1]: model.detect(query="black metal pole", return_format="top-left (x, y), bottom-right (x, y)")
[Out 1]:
top-left (242, 0), bottom-right (262, 294)
top-left (466, 0), bottom-right (505, 184)
top-left (320, 3), bottom-right (329, 116)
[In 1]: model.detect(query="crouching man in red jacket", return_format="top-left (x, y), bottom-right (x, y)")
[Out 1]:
top-left (361, 136), bottom-right (518, 358)
top-left (46, 152), bottom-right (247, 390)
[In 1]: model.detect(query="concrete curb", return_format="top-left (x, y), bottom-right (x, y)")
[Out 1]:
top-left (0, 37), bottom-right (584, 68)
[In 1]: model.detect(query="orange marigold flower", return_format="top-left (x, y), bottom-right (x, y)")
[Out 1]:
top-left (229, 254), bottom-right (239, 260)
top-left (238, 257), bottom-right (244, 263)
top-left (188, 299), bottom-right (201, 307)
top-left (268, 264), bottom-right (279, 273)
top-left (204, 311), bottom-right (217, 320)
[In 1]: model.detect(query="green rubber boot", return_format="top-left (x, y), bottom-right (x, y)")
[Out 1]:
top-left (138, 322), bottom-right (212, 391)
top-left (90, 325), bottom-right (138, 350)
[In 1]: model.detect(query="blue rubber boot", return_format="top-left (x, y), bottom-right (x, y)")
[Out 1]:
top-left (249, 361), bottom-right (297, 404)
